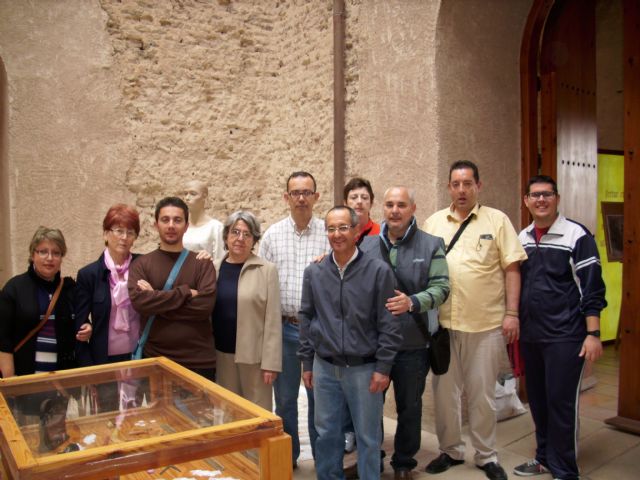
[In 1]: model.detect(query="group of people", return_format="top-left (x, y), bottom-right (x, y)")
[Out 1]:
top-left (0, 161), bottom-right (606, 480)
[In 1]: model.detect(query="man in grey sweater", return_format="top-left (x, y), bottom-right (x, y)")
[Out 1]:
top-left (298, 206), bottom-right (402, 480)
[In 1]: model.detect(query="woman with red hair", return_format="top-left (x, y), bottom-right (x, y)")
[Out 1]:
top-left (75, 204), bottom-right (142, 368)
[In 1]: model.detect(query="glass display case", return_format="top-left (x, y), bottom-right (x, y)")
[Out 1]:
top-left (0, 357), bottom-right (291, 479)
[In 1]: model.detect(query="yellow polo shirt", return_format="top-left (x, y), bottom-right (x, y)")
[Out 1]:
top-left (423, 203), bottom-right (527, 332)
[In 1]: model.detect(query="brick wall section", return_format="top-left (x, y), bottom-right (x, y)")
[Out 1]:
top-left (99, 0), bottom-right (335, 252)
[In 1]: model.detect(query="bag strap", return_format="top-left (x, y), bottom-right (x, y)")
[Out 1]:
top-left (14, 278), bottom-right (65, 353)
top-left (137, 249), bottom-right (190, 351)
top-left (445, 206), bottom-right (479, 255)
top-left (378, 239), bottom-right (431, 342)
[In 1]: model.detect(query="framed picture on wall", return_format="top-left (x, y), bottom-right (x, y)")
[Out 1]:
top-left (601, 201), bottom-right (624, 262)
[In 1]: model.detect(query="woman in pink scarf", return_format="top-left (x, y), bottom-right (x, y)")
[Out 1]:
top-left (75, 204), bottom-right (141, 368)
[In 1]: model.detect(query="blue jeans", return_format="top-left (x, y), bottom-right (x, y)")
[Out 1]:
top-left (389, 348), bottom-right (429, 471)
top-left (273, 324), bottom-right (317, 463)
top-left (314, 356), bottom-right (383, 480)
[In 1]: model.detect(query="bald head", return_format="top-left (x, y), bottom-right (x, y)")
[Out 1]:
top-left (383, 186), bottom-right (417, 241)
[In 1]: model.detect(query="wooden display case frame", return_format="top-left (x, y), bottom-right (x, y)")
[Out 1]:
top-left (0, 357), bottom-right (291, 480)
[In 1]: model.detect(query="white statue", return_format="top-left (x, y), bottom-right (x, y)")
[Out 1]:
top-left (182, 180), bottom-right (224, 260)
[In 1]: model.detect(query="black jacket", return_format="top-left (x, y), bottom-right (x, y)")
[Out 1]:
top-left (75, 253), bottom-right (140, 366)
top-left (0, 266), bottom-right (77, 376)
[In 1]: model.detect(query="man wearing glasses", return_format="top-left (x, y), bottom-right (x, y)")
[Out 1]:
top-left (423, 161), bottom-right (526, 480)
top-left (514, 175), bottom-right (606, 480)
top-left (258, 171), bottom-right (329, 468)
top-left (298, 206), bottom-right (401, 480)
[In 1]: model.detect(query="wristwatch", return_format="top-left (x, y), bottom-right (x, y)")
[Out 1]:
top-left (408, 298), bottom-right (415, 313)
top-left (586, 330), bottom-right (601, 337)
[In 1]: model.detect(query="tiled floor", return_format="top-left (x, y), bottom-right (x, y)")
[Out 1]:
top-left (294, 345), bottom-right (640, 479)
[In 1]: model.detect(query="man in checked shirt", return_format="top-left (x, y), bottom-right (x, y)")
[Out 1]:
top-left (258, 171), bottom-right (329, 468)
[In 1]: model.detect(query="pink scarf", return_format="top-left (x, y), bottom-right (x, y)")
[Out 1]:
top-left (103, 248), bottom-right (136, 332)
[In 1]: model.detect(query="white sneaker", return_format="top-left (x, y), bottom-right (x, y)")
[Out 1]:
top-left (344, 431), bottom-right (356, 453)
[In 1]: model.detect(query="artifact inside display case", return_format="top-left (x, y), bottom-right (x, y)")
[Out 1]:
top-left (0, 358), bottom-right (291, 480)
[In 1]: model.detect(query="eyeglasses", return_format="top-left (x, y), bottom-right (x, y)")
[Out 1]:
top-left (229, 229), bottom-right (253, 240)
top-left (110, 228), bottom-right (137, 238)
top-left (327, 225), bottom-right (353, 234)
top-left (528, 191), bottom-right (556, 199)
top-left (288, 190), bottom-right (315, 198)
top-left (34, 249), bottom-right (62, 259)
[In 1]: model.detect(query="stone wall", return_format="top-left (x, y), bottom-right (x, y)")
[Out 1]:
top-left (0, 0), bottom-right (530, 282)
top-left (99, 0), bottom-right (336, 255)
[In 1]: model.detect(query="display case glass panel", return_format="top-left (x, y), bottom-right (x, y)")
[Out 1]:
top-left (0, 358), bottom-right (291, 480)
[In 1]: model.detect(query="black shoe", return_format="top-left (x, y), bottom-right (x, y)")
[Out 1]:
top-left (394, 469), bottom-right (414, 480)
top-left (477, 462), bottom-right (508, 480)
top-left (425, 453), bottom-right (464, 474)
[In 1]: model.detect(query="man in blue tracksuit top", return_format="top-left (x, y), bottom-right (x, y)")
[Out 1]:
top-left (515, 175), bottom-right (607, 480)
top-left (297, 206), bottom-right (402, 480)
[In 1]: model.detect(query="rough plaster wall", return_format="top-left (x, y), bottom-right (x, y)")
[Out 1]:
top-left (435, 0), bottom-right (532, 226)
top-left (596, 0), bottom-right (623, 151)
top-left (0, 0), bottom-right (133, 279)
top-left (1, 0), bottom-right (532, 280)
top-left (0, 0), bottom-right (335, 278)
top-left (99, 0), bottom-right (335, 254)
top-left (345, 1), bottom-right (441, 225)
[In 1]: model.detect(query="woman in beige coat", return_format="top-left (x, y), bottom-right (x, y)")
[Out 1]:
top-left (212, 211), bottom-right (282, 410)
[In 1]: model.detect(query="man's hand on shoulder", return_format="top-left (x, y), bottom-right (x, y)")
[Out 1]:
top-left (195, 250), bottom-right (212, 261)
top-left (369, 372), bottom-right (390, 393)
top-left (312, 252), bottom-right (327, 264)
top-left (580, 335), bottom-right (603, 362)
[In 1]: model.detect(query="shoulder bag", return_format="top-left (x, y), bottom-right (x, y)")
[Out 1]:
top-left (13, 278), bottom-right (64, 353)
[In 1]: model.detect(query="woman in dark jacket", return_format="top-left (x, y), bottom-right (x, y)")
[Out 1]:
top-left (0, 226), bottom-right (91, 378)
top-left (75, 204), bottom-right (142, 367)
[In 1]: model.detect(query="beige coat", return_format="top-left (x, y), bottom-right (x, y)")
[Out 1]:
top-left (214, 254), bottom-right (282, 372)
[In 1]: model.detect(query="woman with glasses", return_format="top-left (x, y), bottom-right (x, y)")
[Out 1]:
top-left (74, 204), bottom-right (142, 369)
top-left (0, 226), bottom-right (91, 378)
top-left (212, 211), bottom-right (282, 410)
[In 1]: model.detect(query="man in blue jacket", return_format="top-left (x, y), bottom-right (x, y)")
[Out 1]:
top-left (515, 175), bottom-right (606, 480)
top-left (298, 206), bottom-right (402, 480)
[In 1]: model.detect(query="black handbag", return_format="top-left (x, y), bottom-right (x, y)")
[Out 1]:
top-left (428, 325), bottom-right (450, 375)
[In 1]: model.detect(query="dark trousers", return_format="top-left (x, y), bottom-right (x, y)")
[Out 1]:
top-left (389, 347), bottom-right (430, 471)
top-left (521, 341), bottom-right (584, 480)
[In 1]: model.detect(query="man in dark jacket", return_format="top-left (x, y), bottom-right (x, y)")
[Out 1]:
top-left (514, 175), bottom-right (606, 480)
top-left (360, 186), bottom-right (450, 480)
top-left (298, 206), bottom-right (402, 480)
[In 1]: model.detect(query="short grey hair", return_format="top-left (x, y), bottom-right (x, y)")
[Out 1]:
top-left (222, 210), bottom-right (262, 249)
top-left (325, 206), bottom-right (359, 227)
top-left (28, 226), bottom-right (67, 264)
top-left (383, 186), bottom-right (416, 205)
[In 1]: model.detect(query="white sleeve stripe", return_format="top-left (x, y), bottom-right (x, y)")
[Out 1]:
top-left (575, 257), bottom-right (600, 270)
